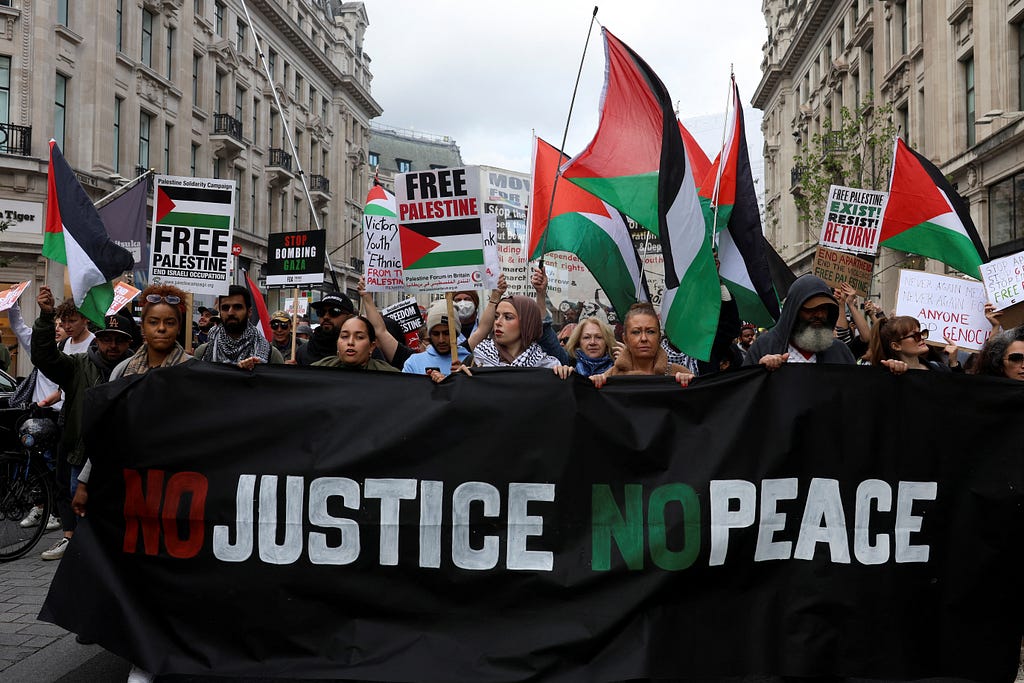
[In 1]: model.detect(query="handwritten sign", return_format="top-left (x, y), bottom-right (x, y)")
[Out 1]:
top-left (978, 250), bottom-right (1024, 310)
top-left (895, 270), bottom-right (991, 351)
top-left (0, 281), bottom-right (30, 311)
top-left (819, 185), bottom-right (887, 255)
top-left (105, 281), bottom-right (140, 316)
top-left (811, 246), bottom-right (873, 297)
top-left (362, 185), bottom-right (404, 292)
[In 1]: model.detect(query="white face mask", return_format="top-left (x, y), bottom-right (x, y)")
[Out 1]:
top-left (454, 300), bottom-right (476, 322)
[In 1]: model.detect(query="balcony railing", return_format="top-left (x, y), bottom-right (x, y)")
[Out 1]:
top-left (0, 122), bottom-right (31, 156)
top-left (212, 113), bottom-right (243, 142)
top-left (267, 148), bottom-right (292, 171)
top-left (309, 174), bottom-right (330, 194)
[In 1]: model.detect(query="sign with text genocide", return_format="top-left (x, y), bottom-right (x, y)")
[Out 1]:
top-left (149, 176), bottom-right (236, 295)
top-left (819, 184), bottom-right (887, 255)
top-left (396, 167), bottom-right (484, 293)
top-left (895, 269), bottom-right (991, 350)
top-left (43, 364), bottom-right (1024, 682)
top-left (265, 230), bottom-right (326, 287)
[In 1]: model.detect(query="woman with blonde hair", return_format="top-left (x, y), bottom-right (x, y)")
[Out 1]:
top-left (564, 316), bottom-right (616, 377)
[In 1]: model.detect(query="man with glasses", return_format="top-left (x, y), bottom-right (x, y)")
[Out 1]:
top-left (194, 285), bottom-right (284, 366)
top-left (269, 310), bottom-right (304, 363)
top-left (295, 291), bottom-right (355, 365)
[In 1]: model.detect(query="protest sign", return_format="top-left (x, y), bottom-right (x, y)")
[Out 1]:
top-left (283, 297), bottom-right (308, 317)
top-left (362, 185), bottom-right (404, 292)
top-left (149, 176), bottom-right (236, 295)
top-left (104, 281), bottom-right (140, 316)
top-left (895, 269), bottom-right (991, 350)
top-left (396, 167), bottom-right (484, 293)
top-left (265, 230), bottom-right (326, 288)
top-left (479, 166), bottom-right (529, 295)
top-left (480, 213), bottom-right (501, 289)
top-left (811, 246), bottom-right (873, 297)
top-left (0, 281), bottom-right (30, 311)
top-left (381, 297), bottom-right (424, 347)
top-left (819, 185), bottom-right (887, 255)
top-left (45, 364), bottom-right (1024, 682)
top-left (978, 249), bottom-right (1024, 310)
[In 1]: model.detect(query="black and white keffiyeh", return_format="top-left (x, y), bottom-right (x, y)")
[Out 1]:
top-left (473, 339), bottom-right (553, 368)
top-left (201, 323), bottom-right (272, 364)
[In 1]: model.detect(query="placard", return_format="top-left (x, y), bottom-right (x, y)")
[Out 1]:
top-left (283, 297), bottom-right (308, 317)
top-left (819, 185), bottom-right (887, 255)
top-left (105, 281), bottom-right (140, 316)
top-left (362, 185), bottom-right (404, 292)
top-left (0, 281), bottom-right (30, 311)
top-left (811, 246), bottom-right (873, 297)
top-left (381, 297), bottom-right (424, 347)
top-left (265, 230), bottom-right (326, 287)
top-left (149, 176), bottom-right (236, 295)
top-left (895, 270), bottom-right (991, 350)
top-left (978, 250), bottom-right (1024, 310)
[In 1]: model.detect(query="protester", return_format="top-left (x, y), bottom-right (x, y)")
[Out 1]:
top-left (194, 285), bottom-right (284, 366)
top-left (590, 303), bottom-right (694, 387)
top-left (402, 300), bottom-right (473, 380)
top-left (312, 316), bottom-right (399, 372)
top-left (565, 316), bottom-right (615, 377)
top-left (296, 322), bottom-right (313, 342)
top-left (473, 294), bottom-right (572, 377)
top-left (868, 316), bottom-right (958, 372)
top-left (452, 290), bottom-right (480, 339)
top-left (194, 306), bottom-right (214, 346)
top-left (974, 326), bottom-right (1024, 380)
top-left (269, 310), bottom-right (303, 363)
top-left (527, 267), bottom-right (572, 366)
top-left (832, 283), bottom-right (872, 359)
top-left (54, 297), bottom-right (95, 354)
top-left (735, 323), bottom-right (756, 365)
top-left (295, 291), bottom-right (355, 365)
top-left (743, 274), bottom-right (857, 369)
top-left (355, 278), bottom-right (417, 370)
top-left (30, 286), bottom-right (134, 560)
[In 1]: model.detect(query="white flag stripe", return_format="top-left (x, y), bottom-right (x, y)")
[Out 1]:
top-left (717, 229), bottom-right (756, 291)
top-left (163, 198), bottom-right (233, 216)
top-left (663, 165), bottom-right (705, 282)
top-left (63, 226), bottom-right (107, 305)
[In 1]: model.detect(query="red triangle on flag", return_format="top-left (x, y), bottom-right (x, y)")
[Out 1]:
top-left (399, 224), bottom-right (440, 268)
top-left (156, 187), bottom-right (176, 222)
top-left (366, 185), bottom-right (389, 203)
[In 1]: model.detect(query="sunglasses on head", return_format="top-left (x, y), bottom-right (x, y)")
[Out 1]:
top-left (145, 294), bottom-right (181, 305)
top-left (1005, 352), bottom-right (1024, 364)
top-left (270, 321), bottom-right (290, 330)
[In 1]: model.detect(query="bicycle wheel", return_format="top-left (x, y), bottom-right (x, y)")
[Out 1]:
top-left (0, 454), bottom-right (53, 561)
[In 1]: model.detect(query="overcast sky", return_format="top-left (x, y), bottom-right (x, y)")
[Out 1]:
top-left (362, 1), bottom-right (768, 174)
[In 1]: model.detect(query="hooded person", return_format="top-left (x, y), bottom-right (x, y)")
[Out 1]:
top-left (295, 291), bottom-right (355, 366)
top-left (743, 274), bottom-right (856, 368)
top-left (403, 300), bottom-right (472, 377)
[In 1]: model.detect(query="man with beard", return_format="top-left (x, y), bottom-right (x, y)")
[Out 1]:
top-left (735, 323), bottom-right (756, 365)
top-left (30, 286), bottom-right (135, 560)
top-left (743, 274), bottom-right (856, 369)
top-left (195, 285), bottom-right (284, 366)
top-left (295, 291), bottom-right (355, 365)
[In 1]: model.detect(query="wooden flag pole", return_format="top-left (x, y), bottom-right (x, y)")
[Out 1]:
top-left (290, 286), bottom-right (299, 361)
top-left (185, 292), bottom-right (194, 354)
top-left (446, 292), bottom-right (459, 368)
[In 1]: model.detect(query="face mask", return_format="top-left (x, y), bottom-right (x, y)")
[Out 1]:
top-left (454, 300), bottom-right (476, 321)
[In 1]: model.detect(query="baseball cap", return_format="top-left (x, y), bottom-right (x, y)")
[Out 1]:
top-left (97, 313), bottom-right (134, 339)
top-left (271, 310), bottom-right (291, 323)
top-left (310, 292), bottom-right (355, 315)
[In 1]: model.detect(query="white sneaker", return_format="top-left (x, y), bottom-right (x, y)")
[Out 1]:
top-left (19, 506), bottom-right (43, 528)
top-left (45, 514), bottom-right (61, 531)
top-left (40, 537), bottom-right (69, 561)
top-left (126, 664), bottom-right (155, 683)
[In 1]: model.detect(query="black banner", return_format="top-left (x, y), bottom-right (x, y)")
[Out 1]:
top-left (265, 229), bottom-right (327, 287)
top-left (41, 364), bottom-right (1024, 681)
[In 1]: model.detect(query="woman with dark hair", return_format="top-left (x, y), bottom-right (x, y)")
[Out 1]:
top-left (974, 326), bottom-right (1024, 380)
top-left (111, 284), bottom-right (192, 378)
top-left (590, 303), bottom-right (694, 387)
top-left (312, 316), bottom-right (398, 372)
top-left (473, 295), bottom-right (572, 378)
top-left (867, 315), bottom-right (956, 372)
top-left (564, 316), bottom-right (615, 377)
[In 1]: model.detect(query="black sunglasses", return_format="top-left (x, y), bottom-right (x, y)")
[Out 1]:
top-left (270, 321), bottom-right (290, 330)
top-left (322, 307), bottom-right (347, 318)
top-left (899, 330), bottom-right (929, 343)
top-left (1005, 353), bottom-right (1024, 364)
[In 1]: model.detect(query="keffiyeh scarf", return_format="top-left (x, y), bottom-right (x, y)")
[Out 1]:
top-left (473, 339), bottom-right (552, 368)
top-left (202, 323), bottom-right (272, 364)
top-left (121, 343), bottom-right (189, 377)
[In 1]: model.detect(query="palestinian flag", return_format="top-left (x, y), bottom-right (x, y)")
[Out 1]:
top-left (43, 140), bottom-right (134, 325)
top-left (698, 78), bottom-right (780, 327)
top-left (528, 136), bottom-right (647, 319)
top-left (880, 138), bottom-right (988, 277)
top-left (562, 29), bottom-right (719, 360)
top-left (243, 270), bottom-right (272, 340)
top-left (679, 121), bottom-right (712, 194)
top-left (364, 184), bottom-right (396, 218)
top-left (155, 183), bottom-right (233, 230)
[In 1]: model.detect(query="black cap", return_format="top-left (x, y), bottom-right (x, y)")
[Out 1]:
top-left (98, 313), bottom-right (134, 339)
top-left (310, 292), bottom-right (355, 315)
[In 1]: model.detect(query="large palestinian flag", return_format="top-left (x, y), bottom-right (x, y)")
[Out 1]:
top-left (43, 140), bottom-right (134, 325)
top-left (880, 138), bottom-right (988, 277)
top-left (562, 29), bottom-right (719, 360)
top-left (528, 136), bottom-right (647, 319)
top-left (698, 78), bottom-right (780, 327)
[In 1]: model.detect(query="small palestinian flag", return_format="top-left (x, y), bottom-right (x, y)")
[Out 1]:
top-left (364, 184), bottom-right (396, 218)
top-left (156, 183), bottom-right (233, 230)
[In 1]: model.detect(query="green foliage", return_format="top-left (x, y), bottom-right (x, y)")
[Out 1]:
top-left (0, 218), bottom-right (10, 268)
top-left (792, 96), bottom-right (898, 226)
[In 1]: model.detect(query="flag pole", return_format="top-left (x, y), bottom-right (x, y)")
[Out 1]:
top-left (94, 168), bottom-right (152, 210)
top-left (538, 6), bottom-right (599, 268)
top-left (709, 68), bottom-right (735, 245)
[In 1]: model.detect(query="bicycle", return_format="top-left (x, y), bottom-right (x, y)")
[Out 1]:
top-left (0, 405), bottom-right (60, 561)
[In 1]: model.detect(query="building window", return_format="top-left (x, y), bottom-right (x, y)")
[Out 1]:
top-left (252, 97), bottom-right (259, 146)
top-left (139, 111), bottom-right (151, 169)
top-left (215, 70), bottom-right (223, 113)
top-left (191, 142), bottom-right (198, 176)
top-left (321, 95), bottom-right (328, 120)
top-left (141, 10), bottom-right (153, 67)
top-left (368, 151), bottom-right (379, 167)
top-left (397, 158), bottom-right (411, 173)
top-left (251, 174), bottom-right (258, 234)
top-left (268, 49), bottom-right (277, 78)
top-left (309, 86), bottom-right (316, 113)
top-left (113, 96), bottom-right (122, 173)
top-left (54, 74), bottom-right (67, 150)
top-left (214, 1), bottom-right (224, 36)
top-left (988, 173), bottom-right (1024, 255)
top-left (899, 1), bottom-right (908, 55)
top-left (192, 54), bottom-right (201, 103)
top-left (194, 0), bottom-right (202, 19)
top-left (116, 0), bottom-right (123, 52)
top-left (164, 123), bottom-right (172, 172)
top-left (236, 20), bottom-right (246, 54)
top-left (166, 27), bottom-right (175, 80)
top-left (234, 85), bottom-right (244, 123)
top-left (0, 56), bottom-right (9, 126)
top-left (213, 157), bottom-right (222, 179)
top-left (964, 56), bottom-right (975, 147)
top-left (57, 0), bottom-right (68, 27)
top-left (294, 73), bottom-right (303, 104)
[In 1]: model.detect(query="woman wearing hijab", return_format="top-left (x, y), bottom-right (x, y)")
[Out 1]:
top-left (473, 295), bottom-right (572, 378)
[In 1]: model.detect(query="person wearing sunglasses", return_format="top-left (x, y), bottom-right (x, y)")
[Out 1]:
top-left (867, 316), bottom-right (957, 372)
top-left (295, 291), bottom-right (356, 365)
top-left (269, 310), bottom-right (303, 363)
top-left (194, 285), bottom-right (284, 367)
top-left (974, 326), bottom-right (1024, 381)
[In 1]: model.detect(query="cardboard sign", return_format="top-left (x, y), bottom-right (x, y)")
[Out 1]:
top-left (811, 246), bottom-right (873, 297)
top-left (265, 230), bottom-right (326, 287)
top-left (362, 185), bottom-right (404, 292)
top-left (105, 281), bottom-right (140, 316)
top-left (283, 297), bottom-right (308, 317)
top-left (0, 281), bottom-right (30, 311)
top-left (149, 176), bottom-right (236, 295)
top-left (819, 185), bottom-right (887, 255)
top-left (479, 166), bottom-right (529, 295)
top-left (396, 167), bottom-right (484, 292)
top-left (381, 297), bottom-right (424, 347)
top-left (895, 270), bottom-right (991, 350)
top-left (978, 250), bottom-right (1024, 310)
